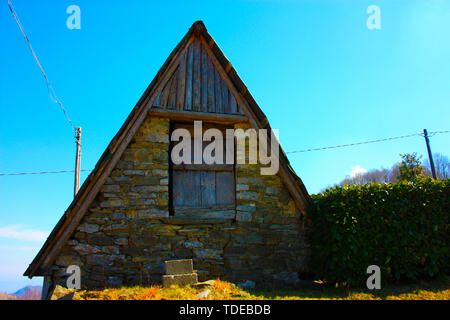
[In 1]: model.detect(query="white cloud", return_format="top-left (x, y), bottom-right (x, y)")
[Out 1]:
top-left (0, 225), bottom-right (49, 242)
top-left (349, 165), bottom-right (368, 178)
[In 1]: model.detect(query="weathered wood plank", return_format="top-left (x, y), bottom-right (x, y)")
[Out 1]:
top-left (200, 42), bottom-right (208, 113)
top-left (173, 164), bottom-right (233, 171)
top-left (186, 170), bottom-right (201, 206)
top-left (229, 92), bottom-right (237, 114)
top-left (149, 108), bottom-right (248, 124)
top-left (154, 92), bottom-right (161, 107)
top-left (200, 171), bottom-right (216, 206)
top-left (173, 170), bottom-right (202, 206)
top-left (207, 54), bottom-right (215, 113)
top-left (214, 67), bottom-right (222, 113)
top-left (236, 102), bottom-right (244, 114)
top-left (174, 205), bottom-right (234, 210)
top-left (185, 42), bottom-right (194, 110)
top-left (222, 79), bottom-right (229, 113)
top-left (176, 51), bottom-right (187, 110)
top-left (167, 68), bottom-right (178, 109)
top-left (160, 72), bottom-right (173, 107)
top-left (174, 208), bottom-right (235, 220)
top-left (192, 40), bottom-right (201, 111)
top-left (173, 170), bottom-right (184, 207)
top-left (216, 171), bottom-right (235, 205)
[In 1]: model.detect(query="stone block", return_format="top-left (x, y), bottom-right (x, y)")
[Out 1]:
top-left (137, 209), bottom-right (168, 218)
top-left (116, 161), bottom-right (133, 169)
top-left (131, 185), bottom-right (168, 193)
top-left (130, 235), bottom-right (158, 247)
top-left (165, 259), bottom-right (193, 275)
top-left (102, 223), bottom-right (129, 232)
top-left (55, 253), bottom-right (83, 267)
top-left (236, 184), bottom-right (249, 191)
top-left (77, 223), bottom-right (100, 233)
top-left (174, 247), bottom-right (194, 258)
top-left (183, 241), bottom-right (203, 249)
top-left (129, 199), bottom-right (156, 206)
top-left (146, 132), bottom-right (169, 143)
top-left (144, 262), bottom-right (165, 274)
top-left (101, 245), bottom-right (120, 255)
top-left (193, 248), bottom-right (223, 260)
top-left (88, 235), bottom-right (114, 246)
top-left (86, 254), bottom-right (114, 266)
top-left (236, 191), bottom-right (260, 201)
top-left (162, 273), bottom-right (198, 287)
top-left (73, 243), bottom-right (101, 256)
top-left (124, 170), bottom-right (145, 176)
top-left (152, 169), bottom-right (168, 177)
top-left (265, 187), bottom-right (280, 195)
top-left (100, 199), bottom-right (124, 208)
top-left (134, 175), bottom-right (160, 185)
top-left (236, 211), bottom-right (252, 222)
top-left (112, 176), bottom-right (131, 183)
top-left (101, 185), bottom-right (121, 193)
top-left (236, 204), bottom-right (256, 212)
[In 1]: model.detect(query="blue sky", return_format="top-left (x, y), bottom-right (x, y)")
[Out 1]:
top-left (0, 0), bottom-right (449, 293)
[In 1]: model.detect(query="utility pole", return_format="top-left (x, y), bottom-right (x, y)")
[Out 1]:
top-left (74, 127), bottom-right (82, 197)
top-left (423, 129), bottom-right (437, 179)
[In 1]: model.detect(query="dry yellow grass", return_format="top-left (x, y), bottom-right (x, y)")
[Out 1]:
top-left (51, 276), bottom-right (449, 300)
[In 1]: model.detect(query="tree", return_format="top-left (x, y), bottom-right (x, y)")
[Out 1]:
top-left (331, 153), bottom-right (444, 190)
top-left (396, 153), bottom-right (426, 182)
top-left (423, 153), bottom-right (450, 179)
top-left (334, 153), bottom-right (433, 189)
top-left (338, 167), bottom-right (393, 187)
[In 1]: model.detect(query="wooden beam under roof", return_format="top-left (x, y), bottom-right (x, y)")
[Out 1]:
top-left (148, 107), bottom-right (248, 124)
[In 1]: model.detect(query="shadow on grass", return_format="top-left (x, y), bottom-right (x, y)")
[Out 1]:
top-left (246, 275), bottom-right (450, 300)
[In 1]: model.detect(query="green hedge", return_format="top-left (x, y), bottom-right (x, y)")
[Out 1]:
top-left (307, 179), bottom-right (450, 286)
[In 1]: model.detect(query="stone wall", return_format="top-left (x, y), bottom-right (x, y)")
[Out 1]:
top-left (50, 116), bottom-right (311, 289)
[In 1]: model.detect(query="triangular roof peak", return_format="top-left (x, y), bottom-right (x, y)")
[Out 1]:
top-left (24, 21), bottom-right (311, 278)
top-left (151, 22), bottom-right (245, 115)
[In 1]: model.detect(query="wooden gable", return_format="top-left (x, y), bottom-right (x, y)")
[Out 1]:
top-left (151, 37), bottom-right (244, 115)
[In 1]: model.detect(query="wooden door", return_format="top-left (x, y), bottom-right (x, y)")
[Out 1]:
top-left (171, 122), bottom-right (236, 219)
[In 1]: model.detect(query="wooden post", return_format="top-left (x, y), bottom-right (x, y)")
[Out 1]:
top-left (423, 129), bottom-right (437, 179)
top-left (41, 275), bottom-right (55, 300)
top-left (74, 127), bottom-right (82, 197)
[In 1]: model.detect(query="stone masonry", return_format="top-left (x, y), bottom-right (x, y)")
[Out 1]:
top-left (50, 116), bottom-right (311, 289)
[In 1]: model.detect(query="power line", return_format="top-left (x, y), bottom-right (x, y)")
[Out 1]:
top-left (0, 130), bottom-right (448, 176)
top-left (287, 132), bottom-right (422, 154)
top-left (6, 0), bottom-right (77, 133)
top-left (420, 130), bottom-right (450, 138)
top-left (0, 170), bottom-right (92, 176)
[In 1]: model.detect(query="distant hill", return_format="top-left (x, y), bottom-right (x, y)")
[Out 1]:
top-left (0, 285), bottom-right (42, 300)
top-left (0, 292), bottom-right (20, 300)
top-left (13, 285), bottom-right (42, 299)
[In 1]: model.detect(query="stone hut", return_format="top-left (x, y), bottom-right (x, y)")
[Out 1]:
top-left (24, 21), bottom-right (312, 297)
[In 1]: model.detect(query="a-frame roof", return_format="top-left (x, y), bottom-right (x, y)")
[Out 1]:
top-left (24, 21), bottom-right (311, 278)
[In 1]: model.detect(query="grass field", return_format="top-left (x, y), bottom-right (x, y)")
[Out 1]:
top-left (52, 275), bottom-right (449, 300)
